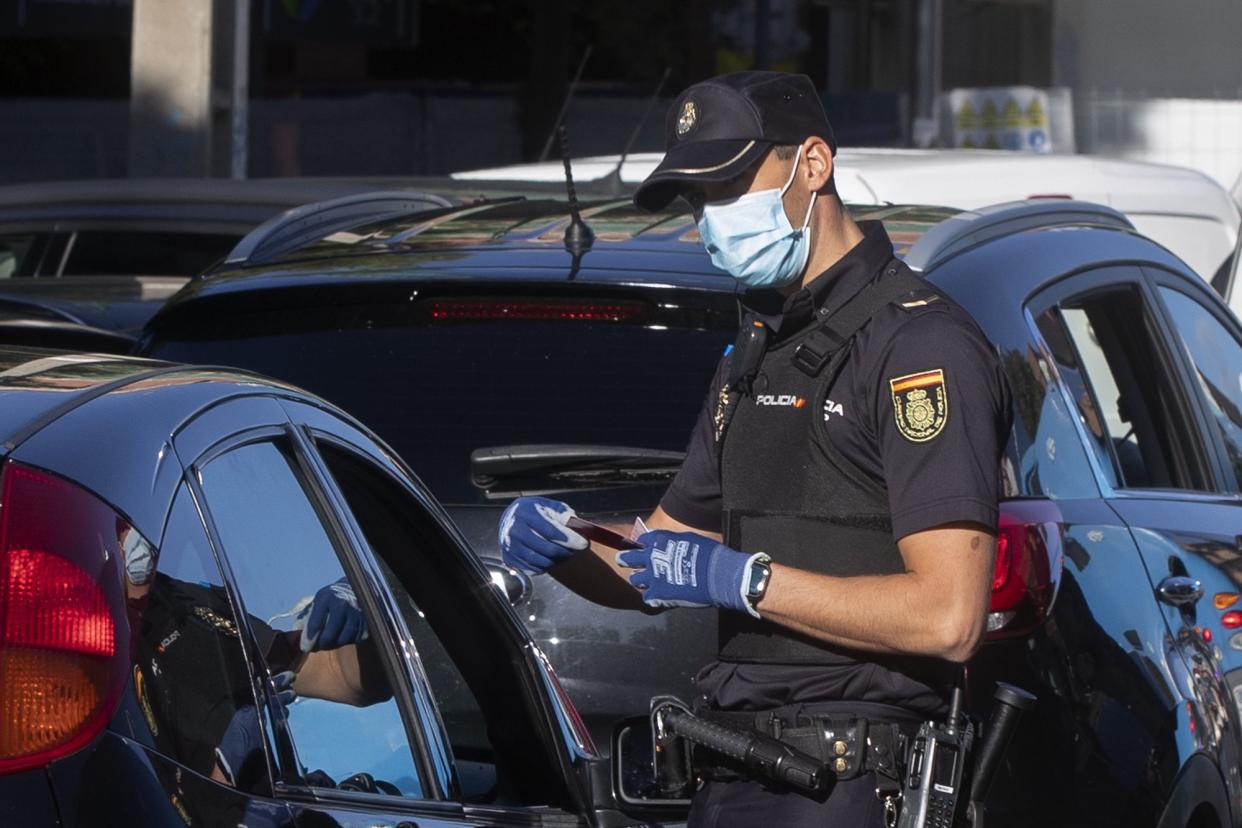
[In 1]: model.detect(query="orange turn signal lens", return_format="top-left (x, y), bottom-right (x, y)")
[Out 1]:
top-left (1216, 593), bottom-right (1239, 610)
top-left (0, 649), bottom-right (110, 760)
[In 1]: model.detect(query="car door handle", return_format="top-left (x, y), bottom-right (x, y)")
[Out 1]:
top-left (483, 557), bottom-right (533, 606)
top-left (1157, 576), bottom-right (1203, 607)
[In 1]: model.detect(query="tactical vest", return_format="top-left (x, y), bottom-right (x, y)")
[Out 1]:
top-left (717, 260), bottom-right (952, 687)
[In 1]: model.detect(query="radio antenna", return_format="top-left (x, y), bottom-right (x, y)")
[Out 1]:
top-left (603, 66), bottom-right (671, 196)
top-left (539, 45), bottom-right (593, 163)
top-left (559, 125), bottom-right (594, 258)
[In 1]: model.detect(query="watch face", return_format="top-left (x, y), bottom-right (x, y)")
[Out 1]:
top-left (747, 561), bottom-right (771, 599)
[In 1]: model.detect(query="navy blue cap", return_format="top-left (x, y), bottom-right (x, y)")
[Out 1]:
top-left (633, 71), bottom-right (836, 212)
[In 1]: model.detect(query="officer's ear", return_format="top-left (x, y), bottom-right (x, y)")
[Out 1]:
top-left (802, 136), bottom-right (835, 194)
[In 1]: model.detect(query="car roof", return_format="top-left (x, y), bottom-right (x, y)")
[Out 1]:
top-left (454, 147), bottom-right (1240, 229)
top-left (0, 346), bottom-right (324, 542)
top-left (146, 200), bottom-right (959, 314)
top-left (0, 177), bottom-right (456, 230)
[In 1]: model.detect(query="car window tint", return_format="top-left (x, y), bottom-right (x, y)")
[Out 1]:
top-left (1056, 286), bottom-right (1208, 490)
top-left (1158, 287), bottom-right (1242, 491)
top-left (199, 440), bottom-right (423, 797)
top-left (1019, 313), bottom-right (1108, 497)
top-left (0, 234), bottom-right (37, 278)
top-left (146, 308), bottom-right (733, 508)
top-left (130, 485), bottom-right (269, 793)
top-left (61, 230), bottom-right (237, 276)
top-left (316, 439), bottom-right (573, 808)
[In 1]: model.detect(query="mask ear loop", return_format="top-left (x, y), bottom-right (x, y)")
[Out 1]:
top-left (779, 146), bottom-right (818, 234)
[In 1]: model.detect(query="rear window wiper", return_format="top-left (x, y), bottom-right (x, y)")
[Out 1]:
top-left (470, 444), bottom-right (685, 498)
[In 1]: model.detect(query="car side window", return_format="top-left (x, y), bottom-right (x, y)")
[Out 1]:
top-left (1157, 287), bottom-right (1242, 491)
top-left (1013, 315), bottom-right (1106, 498)
top-left (61, 230), bottom-right (238, 277)
top-left (315, 438), bottom-right (573, 809)
top-left (131, 485), bottom-right (268, 793)
top-left (198, 439), bottom-right (423, 797)
top-left (1045, 285), bottom-right (1211, 491)
top-left (0, 233), bottom-right (38, 278)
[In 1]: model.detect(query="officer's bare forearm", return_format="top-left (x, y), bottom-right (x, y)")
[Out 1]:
top-left (756, 524), bottom-right (995, 663)
top-left (293, 641), bottom-right (392, 706)
top-left (546, 505), bottom-right (722, 610)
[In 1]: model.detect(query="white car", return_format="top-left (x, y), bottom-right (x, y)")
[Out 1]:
top-left (454, 148), bottom-right (1241, 316)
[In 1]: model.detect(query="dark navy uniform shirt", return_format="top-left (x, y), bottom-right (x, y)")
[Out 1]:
top-left (662, 220), bottom-right (1010, 541)
top-left (660, 221), bottom-right (1012, 713)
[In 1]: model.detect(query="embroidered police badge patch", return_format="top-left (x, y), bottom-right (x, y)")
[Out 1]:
top-left (889, 369), bottom-right (948, 442)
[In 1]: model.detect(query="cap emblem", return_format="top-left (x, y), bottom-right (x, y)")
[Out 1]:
top-left (676, 100), bottom-right (698, 137)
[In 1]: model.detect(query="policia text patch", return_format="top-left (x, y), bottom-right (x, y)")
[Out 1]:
top-left (889, 369), bottom-right (948, 442)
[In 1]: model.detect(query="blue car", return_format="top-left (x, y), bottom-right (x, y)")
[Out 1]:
top-left (133, 194), bottom-right (1242, 827)
top-left (0, 349), bottom-right (647, 826)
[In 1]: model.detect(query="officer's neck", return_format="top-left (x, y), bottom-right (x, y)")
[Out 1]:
top-left (779, 203), bottom-right (866, 297)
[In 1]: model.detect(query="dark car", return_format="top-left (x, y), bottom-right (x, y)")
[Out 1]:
top-left (0, 178), bottom-right (453, 345)
top-left (138, 195), bottom-right (1242, 826)
top-left (0, 346), bottom-right (682, 827)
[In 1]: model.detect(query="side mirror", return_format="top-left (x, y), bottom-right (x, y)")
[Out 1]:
top-left (482, 558), bottom-right (532, 606)
top-left (986, 500), bottom-right (1065, 641)
top-left (612, 716), bottom-right (693, 809)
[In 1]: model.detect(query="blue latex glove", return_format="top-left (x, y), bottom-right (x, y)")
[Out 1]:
top-left (215, 671), bottom-right (295, 786)
top-left (295, 577), bottom-right (368, 652)
top-left (618, 530), bottom-right (765, 618)
top-left (497, 496), bottom-right (588, 574)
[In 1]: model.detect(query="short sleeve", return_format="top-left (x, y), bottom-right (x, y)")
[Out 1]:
top-left (659, 357), bottom-right (729, 532)
top-left (872, 309), bottom-right (1011, 540)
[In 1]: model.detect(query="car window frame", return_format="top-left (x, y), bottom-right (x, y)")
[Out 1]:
top-left (178, 416), bottom-right (457, 813)
top-left (1143, 264), bottom-right (1242, 496)
top-left (1024, 265), bottom-right (1221, 499)
top-left (144, 477), bottom-right (291, 799)
top-left (276, 396), bottom-right (589, 814)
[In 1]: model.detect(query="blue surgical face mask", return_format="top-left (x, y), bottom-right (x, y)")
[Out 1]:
top-left (695, 148), bottom-right (817, 289)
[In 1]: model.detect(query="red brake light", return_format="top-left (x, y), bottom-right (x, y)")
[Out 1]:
top-left (992, 531), bottom-right (1010, 592)
top-left (532, 647), bottom-right (599, 758)
top-left (986, 500), bottom-right (1064, 641)
top-left (1222, 611), bottom-right (1242, 630)
top-left (0, 462), bottom-right (130, 775)
top-left (426, 299), bottom-right (645, 323)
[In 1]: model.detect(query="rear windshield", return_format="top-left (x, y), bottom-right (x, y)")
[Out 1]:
top-left (149, 300), bottom-right (733, 507)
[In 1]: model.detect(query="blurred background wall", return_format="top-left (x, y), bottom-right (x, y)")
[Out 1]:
top-left (1, 0), bottom-right (1238, 192)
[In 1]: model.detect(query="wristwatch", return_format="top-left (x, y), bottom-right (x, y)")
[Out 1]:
top-left (743, 554), bottom-right (773, 617)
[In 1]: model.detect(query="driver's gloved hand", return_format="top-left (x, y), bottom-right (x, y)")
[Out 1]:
top-left (215, 671), bottom-right (295, 786)
top-left (295, 577), bottom-right (368, 652)
top-left (618, 530), bottom-right (766, 617)
top-left (497, 496), bottom-right (588, 575)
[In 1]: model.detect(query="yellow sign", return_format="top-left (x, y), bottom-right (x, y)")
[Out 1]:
top-left (1003, 98), bottom-right (1022, 128)
top-left (955, 101), bottom-right (978, 131)
top-left (980, 100), bottom-right (999, 130)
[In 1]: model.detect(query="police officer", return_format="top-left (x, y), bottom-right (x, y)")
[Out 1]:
top-left (122, 523), bottom-right (380, 791)
top-left (499, 71), bottom-right (1011, 826)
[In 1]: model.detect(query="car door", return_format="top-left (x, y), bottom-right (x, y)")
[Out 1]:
top-left (1026, 265), bottom-right (1242, 817)
top-left (173, 397), bottom-right (469, 827)
top-left (277, 398), bottom-right (596, 827)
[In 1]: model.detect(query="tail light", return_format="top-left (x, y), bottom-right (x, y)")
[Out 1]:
top-left (0, 461), bottom-right (130, 774)
top-left (424, 298), bottom-right (646, 323)
top-left (985, 500), bottom-right (1064, 641)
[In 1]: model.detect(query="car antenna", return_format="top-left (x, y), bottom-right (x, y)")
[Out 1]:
top-left (603, 66), bottom-right (671, 197)
top-left (539, 45), bottom-right (593, 162)
top-left (559, 125), bottom-right (595, 262)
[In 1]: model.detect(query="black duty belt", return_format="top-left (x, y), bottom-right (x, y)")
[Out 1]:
top-left (694, 702), bottom-right (918, 789)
